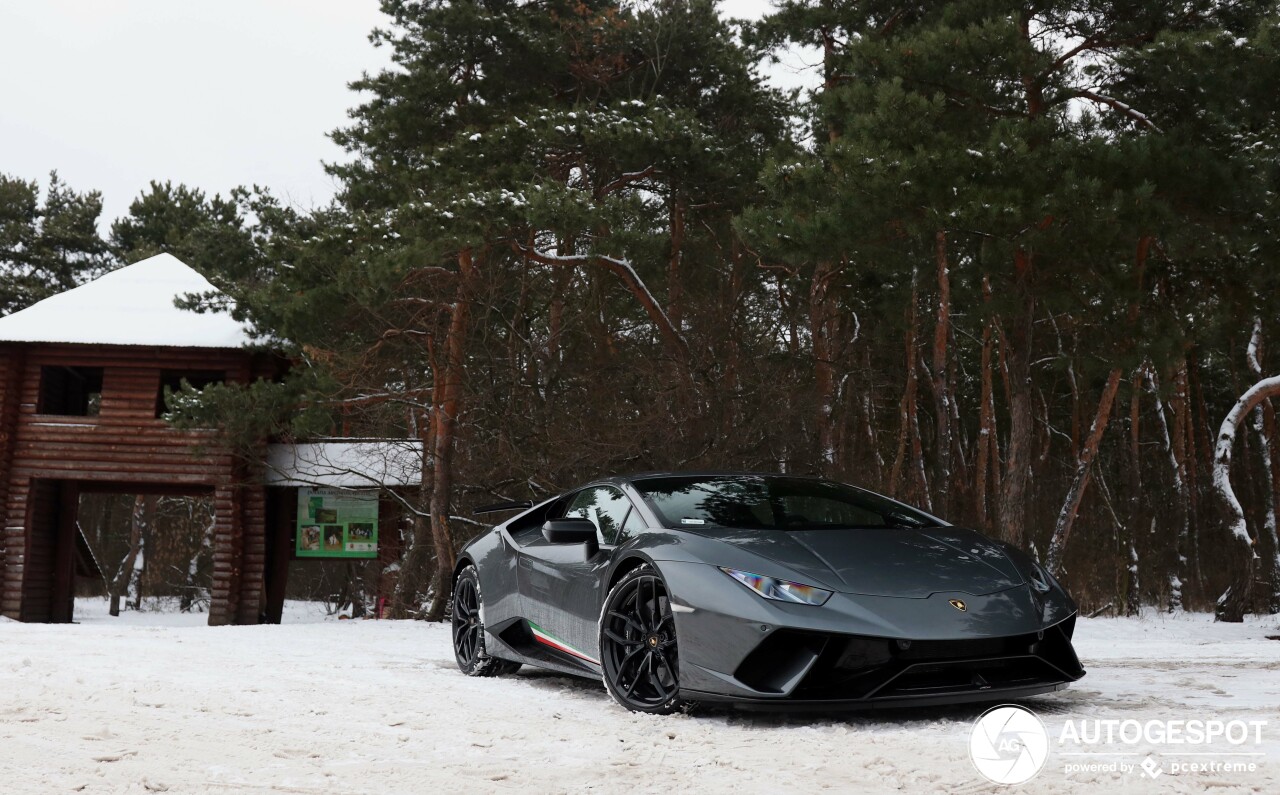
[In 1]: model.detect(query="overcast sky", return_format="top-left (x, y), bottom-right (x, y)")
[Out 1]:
top-left (0, 1), bottom-right (812, 231)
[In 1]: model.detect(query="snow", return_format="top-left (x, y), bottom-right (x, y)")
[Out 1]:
top-left (0, 603), bottom-right (1277, 793)
top-left (0, 253), bottom-right (252, 348)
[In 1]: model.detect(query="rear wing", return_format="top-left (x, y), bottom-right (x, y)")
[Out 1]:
top-left (473, 500), bottom-right (534, 515)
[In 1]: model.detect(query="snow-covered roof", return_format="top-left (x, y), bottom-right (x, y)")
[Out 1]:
top-left (264, 440), bottom-right (423, 488)
top-left (0, 252), bottom-right (253, 348)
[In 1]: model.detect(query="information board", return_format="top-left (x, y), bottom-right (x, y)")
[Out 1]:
top-left (295, 487), bottom-right (379, 559)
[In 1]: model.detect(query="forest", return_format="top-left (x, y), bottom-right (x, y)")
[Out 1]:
top-left (2, 0), bottom-right (1278, 623)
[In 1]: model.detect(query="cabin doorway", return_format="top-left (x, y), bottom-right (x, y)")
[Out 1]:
top-left (19, 480), bottom-right (218, 623)
top-left (79, 489), bottom-right (217, 617)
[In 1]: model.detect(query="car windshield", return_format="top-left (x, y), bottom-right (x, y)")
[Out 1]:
top-left (633, 475), bottom-right (940, 531)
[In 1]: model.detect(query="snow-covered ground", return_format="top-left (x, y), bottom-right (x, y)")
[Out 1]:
top-left (2, 601), bottom-right (1277, 794)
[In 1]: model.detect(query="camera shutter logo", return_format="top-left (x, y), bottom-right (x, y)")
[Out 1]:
top-left (969, 705), bottom-right (1050, 785)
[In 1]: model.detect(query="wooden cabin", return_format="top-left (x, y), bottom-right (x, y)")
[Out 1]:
top-left (0, 254), bottom-right (282, 625)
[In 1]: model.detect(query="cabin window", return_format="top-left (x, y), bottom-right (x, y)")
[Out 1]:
top-left (156, 370), bottom-right (225, 418)
top-left (38, 366), bottom-right (104, 417)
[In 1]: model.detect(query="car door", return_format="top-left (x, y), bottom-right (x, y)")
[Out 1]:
top-left (516, 484), bottom-right (638, 665)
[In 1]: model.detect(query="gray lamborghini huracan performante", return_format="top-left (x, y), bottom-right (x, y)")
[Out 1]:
top-left (450, 473), bottom-right (1085, 714)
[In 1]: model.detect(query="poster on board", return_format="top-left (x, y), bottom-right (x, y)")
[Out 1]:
top-left (295, 487), bottom-right (379, 559)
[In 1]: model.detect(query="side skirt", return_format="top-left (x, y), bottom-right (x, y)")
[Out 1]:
top-left (486, 616), bottom-right (602, 679)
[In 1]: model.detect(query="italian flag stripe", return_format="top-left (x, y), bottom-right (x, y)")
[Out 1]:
top-left (529, 621), bottom-right (600, 665)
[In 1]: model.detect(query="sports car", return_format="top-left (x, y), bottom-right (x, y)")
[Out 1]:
top-left (450, 472), bottom-right (1085, 714)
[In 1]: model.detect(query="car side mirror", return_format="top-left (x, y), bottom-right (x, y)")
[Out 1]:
top-left (543, 518), bottom-right (600, 560)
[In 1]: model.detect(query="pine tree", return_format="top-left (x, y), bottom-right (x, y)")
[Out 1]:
top-left (0, 171), bottom-right (108, 315)
top-left (192, 0), bottom-right (789, 618)
top-left (749, 1), bottom-right (1280, 610)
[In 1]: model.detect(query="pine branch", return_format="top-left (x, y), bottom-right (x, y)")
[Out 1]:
top-left (1066, 88), bottom-right (1163, 133)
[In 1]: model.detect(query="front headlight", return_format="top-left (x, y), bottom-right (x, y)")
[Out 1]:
top-left (719, 567), bottom-right (833, 606)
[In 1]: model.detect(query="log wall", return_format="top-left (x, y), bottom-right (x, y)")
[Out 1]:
top-left (0, 342), bottom-right (279, 625)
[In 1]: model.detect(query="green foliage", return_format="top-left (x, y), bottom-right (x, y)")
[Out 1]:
top-left (744, 0), bottom-right (1280, 375)
top-left (0, 171), bottom-right (109, 315)
top-left (162, 373), bottom-right (336, 452)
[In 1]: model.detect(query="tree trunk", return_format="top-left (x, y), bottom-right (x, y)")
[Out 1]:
top-left (1125, 368), bottom-right (1143, 616)
top-left (125, 495), bottom-right (154, 613)
top-left (346, 561), bottom-right (367, 619)
top-left (861, 345), bottom-right (884, 490)
top-left (975, 276), bottom-right (998, 528)
top-left (1046, 368), bottom-right (1123, 573)
top-left (1146, 367), bottom-right (1189, 611)
top-left (1212, 373), bottom-right (1280, 621)
top-left (1182, 358), bottom-right (1206, 596)
top-left (109, 497), bottom-right (145, 617)
top-left (420, 248), bottom-right (476, 621)
top-left (390, 412), bottom-right (435, 617)
top-left (389, 252), bottom-right (474, 622)
top-left (891, 267), bottom-right (930, 508)
top-left (998, 251), bottom-right (1035, 547)
top-left (1246, 319), bottom-right (1280, 613)
top-left (180, 514), bottom-right (214, 612)
top-left (809, 259), bottom-right (840, 472)
top-left (667, 195), bottom-right (685, 331)
top-left (931, 230), bottom-right (953, 516)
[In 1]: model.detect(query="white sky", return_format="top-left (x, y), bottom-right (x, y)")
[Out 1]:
top-left (0, 1), bottom-right (814, 231)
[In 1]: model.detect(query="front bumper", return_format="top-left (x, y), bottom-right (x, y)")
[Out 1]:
top-left (657, 560), bottom-right (1085, 708)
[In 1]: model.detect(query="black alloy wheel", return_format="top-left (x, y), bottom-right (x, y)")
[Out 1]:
top-left (451, 565), bottom-right (519, 677)
top-left (599, 565), bottom-right (685, 713)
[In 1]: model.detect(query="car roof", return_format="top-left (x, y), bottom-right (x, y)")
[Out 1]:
top-left (591, 470), bottom-right (828, 487)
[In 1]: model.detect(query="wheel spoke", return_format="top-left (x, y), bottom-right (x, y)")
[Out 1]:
top-left (653, 648), bottom-right (674, 679)
top-left (609, 610), bottom-right (645, 635)
top-left (644, 577), bottom-right (657, 630)
top-left (635, 578), bottom-right (647, 632)
top-left (605, 628), bottom-right (642, 647)
top-left (618, 643), bottom-right (646, 671)
top-left (623, 653), bottom-right (652, 698)
top-left (648, 654), bottom-right (670, 700)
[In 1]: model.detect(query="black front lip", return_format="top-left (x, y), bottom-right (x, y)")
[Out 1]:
top-left (717, 614), bottom-right (1084, 705)
top-left (680, 679), bottom-right (1076, 711)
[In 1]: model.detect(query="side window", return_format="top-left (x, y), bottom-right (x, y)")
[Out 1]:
top-left (619, 507), bottom-right (646, 541)
top-left (565, 486), bottom-right (633, 545)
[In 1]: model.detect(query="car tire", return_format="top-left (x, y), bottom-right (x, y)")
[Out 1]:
top-left (451, 564), bottom-right (520, 677)
top-left (598, 564), bottom-right (687, 714)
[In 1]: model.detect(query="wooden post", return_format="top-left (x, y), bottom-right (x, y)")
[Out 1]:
top-left (262, 487), bottom-right (295, 624)
top-left (51, 482), bottom-right (80, 623)
top-left (209, 484), bottom-right (243, 626)
top-left (0, 348), bottom-right (24, 619)
top-left (237, 484), bottom-right (266, 624)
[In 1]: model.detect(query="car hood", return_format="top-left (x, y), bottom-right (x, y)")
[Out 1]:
top-left (703, 526), bottom-right (1025, 598)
